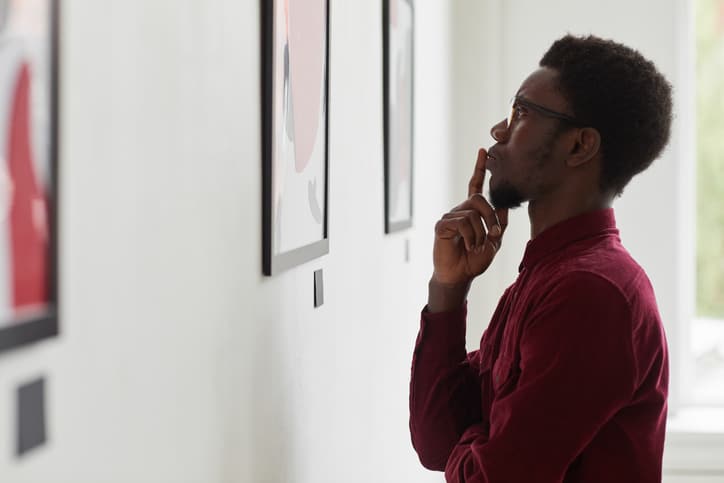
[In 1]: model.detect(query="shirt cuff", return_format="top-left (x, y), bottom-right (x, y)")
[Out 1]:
top-left (418, 302), bottom-right (468, 361)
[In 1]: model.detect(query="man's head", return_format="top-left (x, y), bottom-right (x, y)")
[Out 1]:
top-left (486, 35), bottom-right (673, 209)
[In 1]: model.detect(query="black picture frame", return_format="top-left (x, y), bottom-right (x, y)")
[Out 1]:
top-left (383, 0), bottom-right (414, 234)
top-left (261, 0), bottom-right (330, 276)
top-left (0, 0), bottom-right (60, 354)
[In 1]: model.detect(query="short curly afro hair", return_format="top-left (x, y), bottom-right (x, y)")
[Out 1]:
top-left (540, 35), bottom-right (673, 196)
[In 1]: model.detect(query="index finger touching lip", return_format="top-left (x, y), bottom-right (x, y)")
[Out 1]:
top-left (468, 148), bottom-right (488, 197)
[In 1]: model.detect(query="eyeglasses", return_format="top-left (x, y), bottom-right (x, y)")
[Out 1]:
top-left (506, 96), bottom-right (584, 129)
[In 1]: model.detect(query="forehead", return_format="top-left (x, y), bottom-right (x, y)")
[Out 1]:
top-left (516, 67), bottom-right (567, 109)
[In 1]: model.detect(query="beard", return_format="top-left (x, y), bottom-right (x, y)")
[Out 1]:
top-left (490, 180), bottom-right (525, 209)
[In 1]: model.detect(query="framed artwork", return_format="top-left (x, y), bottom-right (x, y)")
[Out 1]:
top-left (0, 0), bottom-right (59, 353)
top-left (261, 0), bottom-right (330, 276)
top-left (383, 0), bottom-right (413, 233)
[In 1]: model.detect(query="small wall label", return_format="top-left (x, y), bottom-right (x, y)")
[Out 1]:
top-left (17, 377), bottom-right (47, 457)
top-left (314, 269), bottom-right (324, 308)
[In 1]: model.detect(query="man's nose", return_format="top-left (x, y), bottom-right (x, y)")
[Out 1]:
top-left (490, 119), bottom-right (509, 142)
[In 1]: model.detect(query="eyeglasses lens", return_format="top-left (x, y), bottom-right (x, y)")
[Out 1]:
top-left (506, 100), bottom-right (516, 128)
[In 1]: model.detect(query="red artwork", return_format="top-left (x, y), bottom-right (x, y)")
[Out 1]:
top-left (0, 0), bottom-right (57, 351)
top-left (9, 63), bottom-right (49, 309)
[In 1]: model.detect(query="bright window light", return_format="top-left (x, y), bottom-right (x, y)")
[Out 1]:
top-left (692, 0), bottom-right (724, 405)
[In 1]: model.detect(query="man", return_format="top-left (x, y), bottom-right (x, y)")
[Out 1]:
top-left (409, 35), bottom-right (672, 482)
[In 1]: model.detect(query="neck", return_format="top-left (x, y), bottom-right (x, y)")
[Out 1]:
top-left (527, 192), bottom-right (612, 239)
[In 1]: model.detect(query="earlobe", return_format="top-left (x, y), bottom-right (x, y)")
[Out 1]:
top-left (566, 128), bottom-right (601, 167)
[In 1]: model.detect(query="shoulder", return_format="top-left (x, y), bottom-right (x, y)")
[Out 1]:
top-left (538, 239), bottom-right (655, 309)
top-left (535, 269), bottom-right (632, 321)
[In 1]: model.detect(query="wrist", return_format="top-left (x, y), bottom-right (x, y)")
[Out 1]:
top-left (427, 277), bottom-right (471, 313)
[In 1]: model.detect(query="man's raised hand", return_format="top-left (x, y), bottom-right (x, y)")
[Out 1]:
top-left (431, 148), bottom-right (509, 286)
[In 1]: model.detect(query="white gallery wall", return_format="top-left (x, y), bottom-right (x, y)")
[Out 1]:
top-left (0, 0), bottom-right (716, 482)
top-left (0, 0), bottom-right (455, 482)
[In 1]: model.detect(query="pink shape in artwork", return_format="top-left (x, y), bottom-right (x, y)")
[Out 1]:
top-left (288, 0), bottom-right (326, 173)
top-left (8, 63), bottom-right (49, 308)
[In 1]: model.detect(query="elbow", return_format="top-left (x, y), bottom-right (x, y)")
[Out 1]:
top-left (410, 429), bottom-right (450, 471)
top-left (416, 451), bottom-right (447, 471)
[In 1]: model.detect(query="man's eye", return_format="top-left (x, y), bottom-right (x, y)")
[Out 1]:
top-left (510, 104), bottom-right (525, 122)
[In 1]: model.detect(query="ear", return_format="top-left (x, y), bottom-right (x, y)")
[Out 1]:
top-left (566, 127), bottom-right (601, 167)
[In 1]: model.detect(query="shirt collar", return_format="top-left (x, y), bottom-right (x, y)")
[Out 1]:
top-left (519, 208), bottom-right (618, 272)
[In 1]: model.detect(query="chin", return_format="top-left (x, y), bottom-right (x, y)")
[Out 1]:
top-left (490, 182), bottom-right (525, 210)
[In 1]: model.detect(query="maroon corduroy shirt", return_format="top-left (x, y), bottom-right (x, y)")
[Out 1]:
top-left (409, 209), bottom-right (669, 482)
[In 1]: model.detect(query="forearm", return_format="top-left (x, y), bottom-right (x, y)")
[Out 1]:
top-left (410, 304), bottom-right (482, 470)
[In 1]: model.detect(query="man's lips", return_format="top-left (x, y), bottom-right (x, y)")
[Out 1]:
top-left (486, 147), bottom-right (501, 169)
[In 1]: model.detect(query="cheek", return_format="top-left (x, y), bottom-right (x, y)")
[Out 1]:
top-left (495, 157), bottom-right (519, 180)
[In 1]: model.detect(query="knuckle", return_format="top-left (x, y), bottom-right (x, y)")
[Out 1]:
top-left (471, 194), bottom-right (491, 211)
